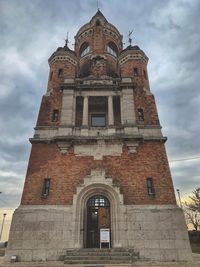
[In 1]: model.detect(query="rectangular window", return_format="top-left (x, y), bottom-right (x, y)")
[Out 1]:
top-left (42, 178), bottom-right (50, 197)
top-left (89, 96), bottom-right (108, 127)
top-left (133, 68), bottom-right (139, 76)
top-left (52, 109), bottom-right (59, 122)
top-left (58, 68), bottom-right (63, 78)
top-left (146, 178), bottom-right (155, 196)
top-left (138, 108), bottom-right (144, 121)
top-left (91, 114), bottom-right (106, 127)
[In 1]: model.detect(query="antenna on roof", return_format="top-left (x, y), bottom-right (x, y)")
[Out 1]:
top-left (64, 32), bottom-right (69, 47)
top-left (128, 30), bottom-right (133, 46)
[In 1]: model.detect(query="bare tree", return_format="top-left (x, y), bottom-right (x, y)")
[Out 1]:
top-left (184, 187), bottom-right (200, 231)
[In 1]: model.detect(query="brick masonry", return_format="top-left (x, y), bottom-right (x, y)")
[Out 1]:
top-left (6, 10), bottom-right (192, 263)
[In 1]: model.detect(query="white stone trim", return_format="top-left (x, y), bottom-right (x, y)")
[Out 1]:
top-left (49, 55), bottom-right (77, 66)
top-left (72, 169), bottom-right (124, 248)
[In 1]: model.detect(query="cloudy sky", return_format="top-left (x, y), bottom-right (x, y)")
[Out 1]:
top-left (0, 0), bottom-right (200, 239)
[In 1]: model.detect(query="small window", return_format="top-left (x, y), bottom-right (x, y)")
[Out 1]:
top-left (42, 178), bottom-right (50, 197)
top-left (80, 42), bottom-right (90, 57)
top-left (52, 109), bottom-right (59, 122)
top-left (133, 68), bottom-right (139, 76)
top-left (58, 69), bottom-right (63, 78)
top-left (50, 71), bottom-right (53, 81)
top-left (138, 108), bottom-right (144, 121)
top-left (96, 20), bottom-right (101, 26)
top-left (91, 114), bottom-right (106, 127)
top-left (146, 178), bottom-right (155, 196)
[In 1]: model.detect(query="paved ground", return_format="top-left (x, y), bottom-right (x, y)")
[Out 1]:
top-left (0, 254), bottom-right (200, 267)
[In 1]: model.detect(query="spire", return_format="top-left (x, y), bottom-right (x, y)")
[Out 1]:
top-left (91, 9), bottom-right (108, 23)
top-left (64, 32), bottom-right (69, 47)
top-left (128, 30), bottom-right (133, 46)
top-left (97, 0), bottom-right (99, 11)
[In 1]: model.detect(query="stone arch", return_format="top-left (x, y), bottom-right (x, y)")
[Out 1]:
top-left (73, 170), bottom-right (124, 248)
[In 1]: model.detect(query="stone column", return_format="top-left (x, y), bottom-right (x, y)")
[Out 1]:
top-left (108, 95), bottom-right (114, 126)
top-left (60, 90), bottom-right (74, 125)
top-left (121, 89), bottom-right (136, 125)
top-left (82, 96), bottom-right (88, 126)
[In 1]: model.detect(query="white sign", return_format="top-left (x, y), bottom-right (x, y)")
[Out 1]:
top-left (100, 228), bottom-right (110, 243)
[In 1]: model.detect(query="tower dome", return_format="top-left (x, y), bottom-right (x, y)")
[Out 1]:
top-left (75, 10), bottom-right (123, 78)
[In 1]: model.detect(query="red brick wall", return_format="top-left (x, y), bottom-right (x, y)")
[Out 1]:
top-left (36, 91), bottom-right (62, 127)
top-left (21, 142), bottom-right (176, 205)
top-left (134, 87), bottom-right (160, 125)
top-left (120, 59), bottom-right (150, 89)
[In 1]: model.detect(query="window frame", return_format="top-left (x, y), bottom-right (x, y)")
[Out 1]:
top-left (58, 68), bottom-right (63, 78)
top-left (42, 178), bottom-right (51, 198)
top-left (52, 109), bottom-right (59, 122)
top-left (137, 108), bottom-right (144, 121)
top-left (80, 42), bottom-right (91, 57)
top-left (90, 113), bottom-right (107, 127)
top-left (146, 177), bottom-right (155, 196)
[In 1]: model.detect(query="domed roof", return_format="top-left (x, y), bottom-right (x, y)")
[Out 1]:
top-left (48, 43), bottom-right (77, 63)
top-left (55, 45), bottom-right (75, 54)
top-left (75, 10), bottom-right (121, 40)
top-left (122, 45), bottom-right (141, 52)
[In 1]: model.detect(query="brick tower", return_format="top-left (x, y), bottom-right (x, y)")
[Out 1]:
top-left (7, 11), bottom-right (192, 262)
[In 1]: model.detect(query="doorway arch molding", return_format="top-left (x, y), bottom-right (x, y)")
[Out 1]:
top-left (72, 169), bottom-right (124, 248)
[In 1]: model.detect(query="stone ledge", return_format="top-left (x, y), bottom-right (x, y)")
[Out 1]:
top-left (1, 258), bottom-right (200, 267)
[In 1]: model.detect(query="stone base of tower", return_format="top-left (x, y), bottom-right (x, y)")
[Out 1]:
top-left (6, 205), bottom-right (192, 262)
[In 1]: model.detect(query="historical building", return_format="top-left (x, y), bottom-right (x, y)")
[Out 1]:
top-left (6, 11), bottom-right (192, 263)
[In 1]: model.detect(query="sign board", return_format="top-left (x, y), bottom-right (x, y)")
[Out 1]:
top-left (100, 228), bottom-right (110, 248)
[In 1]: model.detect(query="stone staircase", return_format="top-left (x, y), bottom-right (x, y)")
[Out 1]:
top-left (63, 248), bottom-right (139, 264)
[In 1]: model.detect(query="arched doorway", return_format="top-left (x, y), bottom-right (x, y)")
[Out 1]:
top-left (86, 195), bottom-right (111, 248)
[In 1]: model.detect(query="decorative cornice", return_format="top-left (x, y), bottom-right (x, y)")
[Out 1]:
top-left (48, 55), bottom-right (77, 66)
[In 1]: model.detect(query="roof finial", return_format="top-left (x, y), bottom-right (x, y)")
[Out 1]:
top-left (128, 30), bottom-right (133, 46)
top-left (64, 32), bottom-right (69, 47)
top-left (97, 0), bottom-right (100, 11)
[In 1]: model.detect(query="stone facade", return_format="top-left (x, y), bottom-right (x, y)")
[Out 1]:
top-left (6, 10), bottom-right (192, 262)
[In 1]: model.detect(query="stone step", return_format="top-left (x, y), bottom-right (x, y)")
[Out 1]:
top-left (65, 251), bottom-right (133, 256)
top-left (63, 248), bottom-right (139, 264)
top-left (64, 259), bottom-right (132, 264)
top-left (65, 255), bottom-right (132, 260)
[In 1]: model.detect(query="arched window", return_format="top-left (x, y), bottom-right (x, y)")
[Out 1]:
top-left (107, 42), bottom-right (118, 57)
top-left (80, 42), bottom-right (90, 57)
top-left (87, 195), bottom-right (110, 207)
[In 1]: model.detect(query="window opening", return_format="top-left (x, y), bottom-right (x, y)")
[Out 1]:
top-left (89, 96), bottom-right (108, 127)
top-left (138, 108), bottom-right (144, 121)
top-left (146, 178), bottom-right (155, 196)
top-left (58, 69), bottom-right (63, 78)
top-left (133, 68), bottom-right (139, 76)
top-left (91, 114), bottom-right (106, 127)
top-left (52, 109), bottom-right (59, 122)
top-left (80, 42), bottom-right (90, 57)
top-left (87, 195), bottom-right (110, 207)
top-left (96, 20), bottom-right (101, 26)
top-left (107, 42), bottom-right (118, 57)
top-left (42, 178), bottom-right (50, 197)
